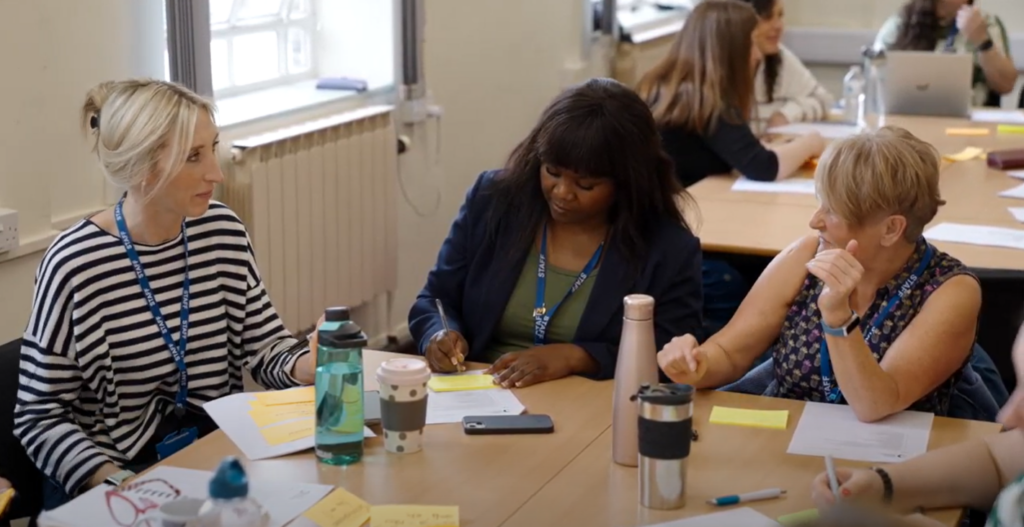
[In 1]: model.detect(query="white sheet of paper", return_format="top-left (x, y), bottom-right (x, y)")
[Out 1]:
top-left (924, 222), bottom-right (1024, 251)
top-left (37, 466), bottom-right (332, 527)
top-left (203, 391), bottom-right (375, 461)
top-left (971, 109), bottom-right (1024, 124)
top-left (999, 183), bottom-right (1024, 199)
top-left (646, 507), bottom-right (778, 527)
top-left (787, 402), bottom-right (933, 463)
top-left (766, 122), bottom-right (860, 139)
top-left (426, 388), bottom-right (526, 424)
top-left (1009, 208), bottom-right (1024, 223)
top-left (732, 177), bottom-right (816, 195)
top-left (1008, 170), bottom-right (1024, 180)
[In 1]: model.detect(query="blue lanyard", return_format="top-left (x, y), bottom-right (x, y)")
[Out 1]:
top-left (533, 224), bottom-right (603, 346)
top-left (819, 244), bottom-right (934, 403)
top-left (114, 197), bottom-right (190, 417)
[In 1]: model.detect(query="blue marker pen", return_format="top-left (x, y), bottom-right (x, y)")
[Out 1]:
top-left (707, 488), bottom-right (787, 506)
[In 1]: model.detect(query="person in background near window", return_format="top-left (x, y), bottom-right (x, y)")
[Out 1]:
top-left (409, 78), bottom-right (703, 388)
top-left (15, 79), bottom-right (318, 511)
top-left (810, 320), bottom-right (1024, 527)
top-left (874, 0), bottom-right (1017, 107)
top-left (635, 0), bottom-right (825, 338)
top-left (657, 127), bottom-right (981, 423)
top-left (737, 0), bottom-right (835, 135)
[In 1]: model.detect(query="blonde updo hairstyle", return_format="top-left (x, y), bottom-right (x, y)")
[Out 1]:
top-left (82, 79), bottom-right (216, 201)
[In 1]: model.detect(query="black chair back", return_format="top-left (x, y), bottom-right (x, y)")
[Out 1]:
top-left (0, 339), bottom-right (44, 522)
top-left (974, 271), bottom-right (1024, 394)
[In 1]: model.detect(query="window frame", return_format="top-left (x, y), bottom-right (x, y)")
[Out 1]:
top-left (210, 0), bottom-right (318, 99)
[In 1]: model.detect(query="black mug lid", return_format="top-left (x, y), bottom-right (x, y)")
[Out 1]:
top-left (630, 383), bottom-right (694, 406)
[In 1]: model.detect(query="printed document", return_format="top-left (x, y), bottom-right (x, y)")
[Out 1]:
top-left (732, 177), bottom-right (816, 195)
top-left (925, 223), bottom-right (1024, 251)
top-left (647, 507), bottom-right (778, 527)
top-left (787, 402), bottom-right (933, 463)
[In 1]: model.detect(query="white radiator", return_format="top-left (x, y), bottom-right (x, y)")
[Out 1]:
top-left (224, 105), bottom-right (399, 333)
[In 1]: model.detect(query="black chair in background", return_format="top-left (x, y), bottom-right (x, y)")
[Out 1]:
top-left (0, 339), bottom-right (44, 526)
top-left (973, 270), bottom-right (1024, 394)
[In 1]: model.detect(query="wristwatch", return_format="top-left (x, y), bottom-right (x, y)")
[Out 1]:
top-left (978, 38), bottom-right (995, 52)
top-left (104, 469), bottom-right (135, 487)
top-left (821, 311), bottom-right (861, 337)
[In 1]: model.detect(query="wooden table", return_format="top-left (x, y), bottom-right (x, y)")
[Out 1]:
top-left (160, 350), bottom-right (614, 527)
top-left (688, 114), bottom-right (1024, 271)
top-left (500, 390), bottom-right (1003, 527)
top-left (157, 351), bottom-right (1001, 526)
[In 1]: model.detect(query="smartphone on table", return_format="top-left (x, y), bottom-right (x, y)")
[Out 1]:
top-left (461, 414), bottom-right (554, 435)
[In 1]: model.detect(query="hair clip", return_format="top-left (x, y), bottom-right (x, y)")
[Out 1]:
top-left (90, 114), bottom-right (99, 130)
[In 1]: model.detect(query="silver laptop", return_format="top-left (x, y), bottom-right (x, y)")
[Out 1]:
top-left (881, 51), bottom-right (973, 118)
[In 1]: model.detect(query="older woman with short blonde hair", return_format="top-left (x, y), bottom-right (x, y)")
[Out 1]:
top-left (657, 126), bottom-right (982, 422)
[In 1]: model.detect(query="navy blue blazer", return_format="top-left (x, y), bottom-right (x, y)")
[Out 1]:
top-left (408, 171), bottom-right (704, 380)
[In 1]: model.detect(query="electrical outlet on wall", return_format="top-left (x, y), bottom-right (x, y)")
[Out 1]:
top-left (0, 208), bottom-right (19, 254)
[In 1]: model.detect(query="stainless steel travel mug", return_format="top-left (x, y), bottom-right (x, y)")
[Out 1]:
top-left (633, 383), bottom-right (695, 510)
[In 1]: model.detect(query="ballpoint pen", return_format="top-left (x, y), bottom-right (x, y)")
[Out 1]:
top-left (826, 454), bottom-right (840, 499)
top-left (435, 298), bottom-right (464, 371)
top-left (707, 488), bottom-right (786, 506)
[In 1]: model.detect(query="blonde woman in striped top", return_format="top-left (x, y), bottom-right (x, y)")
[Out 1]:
top-left (739, 0), bottom-right (835, 135)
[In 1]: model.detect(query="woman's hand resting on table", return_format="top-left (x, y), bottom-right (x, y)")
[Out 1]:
top-left (657, 334), bottom-right (708, 385)
top-left (425, 330), bottom-right (468, 373)
top-left (486, 345), bottom-right (596, 388)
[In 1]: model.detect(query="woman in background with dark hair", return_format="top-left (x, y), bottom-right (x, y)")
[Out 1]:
top-left (874, 0), bottom-right (1016, 106)
top-left (408, 78), bottom-right (703, 388)
top-left (738, 0), bottom-right (834, 135)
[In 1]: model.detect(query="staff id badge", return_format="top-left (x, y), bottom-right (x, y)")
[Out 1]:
top-left (156, 427), bottom-right (199, 460)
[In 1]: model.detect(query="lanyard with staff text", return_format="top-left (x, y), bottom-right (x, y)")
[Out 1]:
top-left (819, 243), bottom-right (934, 403)
top-left (533, 223), bottom-right (604, 346)
top-left (114, 197), bottom-right (191, 417)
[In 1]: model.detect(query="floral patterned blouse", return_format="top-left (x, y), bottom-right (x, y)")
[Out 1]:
top-left (769, 238), bottom-right (974, 415)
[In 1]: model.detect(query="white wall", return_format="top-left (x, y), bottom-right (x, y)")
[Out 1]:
top-left (0, 0), bottom-right (605, 345)
top-left (0, 0), bottom-right (164, 343)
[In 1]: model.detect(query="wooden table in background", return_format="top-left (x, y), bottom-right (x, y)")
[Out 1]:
top-left (688, 114), bottom-right (1024, 271)
top-left (500, 390), bottom-right (1003, 527)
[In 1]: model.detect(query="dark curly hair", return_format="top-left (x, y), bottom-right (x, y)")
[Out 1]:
top-left (892, 0), bottom-right (942, 51)
top-left (485, 78), bottom-right (694, 269)
top-left (736, 0), bottom-right (782, 104)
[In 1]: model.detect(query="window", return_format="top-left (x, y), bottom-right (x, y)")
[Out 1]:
top-left (209, 0), bottom-right (316, 97)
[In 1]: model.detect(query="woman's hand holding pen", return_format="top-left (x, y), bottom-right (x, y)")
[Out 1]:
top-left (811, 467), bottom-right (884, 508)
top-left (426, 330), bottom-right (468, 373)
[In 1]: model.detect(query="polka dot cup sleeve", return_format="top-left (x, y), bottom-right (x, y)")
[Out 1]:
top-left (376, 358), bottom-right (432, 454)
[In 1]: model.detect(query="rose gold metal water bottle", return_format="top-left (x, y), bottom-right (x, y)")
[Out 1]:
top-left (612, 294), bottom-right (660, 466)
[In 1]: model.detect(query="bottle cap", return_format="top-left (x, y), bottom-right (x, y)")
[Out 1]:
top-left (622, 294), bottom-right (654, 321)
top-left (209, 456), bottom-right (248, 500)
top-left (324, 307), bottom-right (351, 322)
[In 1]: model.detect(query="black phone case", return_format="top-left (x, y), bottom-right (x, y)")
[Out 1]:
top-left (462, 415), bottom-right (554, 435)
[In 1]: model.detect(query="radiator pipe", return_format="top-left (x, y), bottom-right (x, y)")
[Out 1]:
top-left (400, 0), bottom-right (425, 101)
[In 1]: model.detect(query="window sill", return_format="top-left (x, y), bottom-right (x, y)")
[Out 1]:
top-left (215, 79), bottom-right (395, 130)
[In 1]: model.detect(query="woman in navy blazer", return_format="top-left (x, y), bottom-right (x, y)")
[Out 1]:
top-left (409, 78), bottom-right (704, 387)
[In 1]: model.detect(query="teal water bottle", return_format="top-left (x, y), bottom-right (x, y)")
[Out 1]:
top-left (314, 307), bottom-right (367, 465)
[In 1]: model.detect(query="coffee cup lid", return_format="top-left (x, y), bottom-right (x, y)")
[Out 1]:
top-left (377, 358), bottom-right (431, 384)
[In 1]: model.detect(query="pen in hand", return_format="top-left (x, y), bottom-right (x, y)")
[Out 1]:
top-left (435, 299), bottom-right (465, 372)
top-left (825, 454), bottom-right (840, 499)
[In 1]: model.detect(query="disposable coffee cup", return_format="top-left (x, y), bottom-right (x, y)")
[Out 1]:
top-left (131, 497), bottom-right (217, 527)
top-left (376, 358), bottom-right (431, 454)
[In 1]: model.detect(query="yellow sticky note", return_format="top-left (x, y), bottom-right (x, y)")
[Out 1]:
top-left (943, 146), bottom-right (986, 162)
top-left (254, 386), bottom-right (315, 406)
top-left (249, 403), bottom-right (314, 427)
top-left (428, 373), bottom-right (496, 392)
top-left (998, 124), bottom-right (1024, 135)
top-left (946, 127), bottom-right (991, 136)
top-left (371, 505), bottom-right (459, 527)
top-left (303, 488), bottom-right (371, 527)
top-left (709, 406), bottom-right (789, 430)
top-left (260, 417), bottom-right (315, 446)
top-left (0, 488), bottom-right (13, 517)
top-left (778, 509), bottom-right (819, 525)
